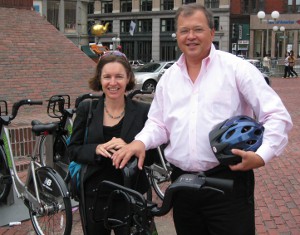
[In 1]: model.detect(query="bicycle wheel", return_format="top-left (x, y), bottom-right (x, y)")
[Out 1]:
top-left (27, 166), bottom-right (72, 235)
top-left (39, 135), bottom-right (70, 180)
top-left (149, 162), bottom-right (172, 201)
top-left (0, 147), bottom-right (11, 202)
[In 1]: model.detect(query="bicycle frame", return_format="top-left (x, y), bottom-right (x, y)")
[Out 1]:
top-left (1, 121), bottom-right (44, 210)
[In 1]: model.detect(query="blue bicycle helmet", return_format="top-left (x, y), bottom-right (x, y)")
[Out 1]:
top-left (209, 115), bottom-right (264, 165)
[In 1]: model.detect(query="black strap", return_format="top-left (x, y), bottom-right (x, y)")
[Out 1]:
top-left (84, 100), bottom-right (93, 144)
top-left (81, 99), bottom-right (93, 235)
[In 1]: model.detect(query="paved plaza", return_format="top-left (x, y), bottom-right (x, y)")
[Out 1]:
top-left (1, 78), bottom-right (300, 234)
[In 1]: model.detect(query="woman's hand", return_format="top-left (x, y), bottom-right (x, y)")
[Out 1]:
top-left (96, 137), bottom-right (127, 158)
top-left (229, 149), bottom-right (265, 171)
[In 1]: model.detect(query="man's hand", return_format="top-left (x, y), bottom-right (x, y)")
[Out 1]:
top-left (112, 140), bottom-right (146, 169)
top-left (229, 149), bottom-right (265, 171)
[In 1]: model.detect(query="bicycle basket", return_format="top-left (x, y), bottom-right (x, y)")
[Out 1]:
top-left (47, 95), bottom-right (71, 119)
top-left (102, 190), bottom-right (132, 232)
top-left (0, 100), bottom-right (8, 116)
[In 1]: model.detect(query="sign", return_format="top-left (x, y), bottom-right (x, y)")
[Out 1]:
top-left (238, 25), bottom-right (242, 40)
top-left (238, 40), bottom-right (249, 44)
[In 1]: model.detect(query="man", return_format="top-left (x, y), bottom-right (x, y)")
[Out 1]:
top-left (112, 3), bottom-right (292, 235)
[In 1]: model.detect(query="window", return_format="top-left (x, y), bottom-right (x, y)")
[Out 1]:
top-left (161, 0), bottom-right (173, 10)
top-left (101, 0), bottom-right (113, 13)
top-left (47, 0), bottom-right (60, 30)
top-left (182, 0), bottom-right (195, 4)
top-left (204, 0), bottom-right (219, 8)
top-left (121, 20), bottom-right (131, 33)
top-left (161, 18), bottom-right (175, 32)
top-left (140, 0), bottom-right (152, 11)
top-left (64, 1), bottom-right (76, 33)
top-left (137, 19), bottom-right (152, 33)
top-left (288, 0), bottom-right (293, 13)
top-left (213, 17), bottom-right (219, 31)
top-left (87, 2), bottom-right (94, 14)
top-left (120, 0), bottom-right (132, 12)
top-left (297, 0), bottom-right (300, 12)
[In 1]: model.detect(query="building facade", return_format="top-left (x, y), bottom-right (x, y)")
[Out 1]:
top-left (33, 0), bottom-right (230, 62)
top-left (89, 0), bottom-right (230, 62)
top-left (230, 0), bottom-right (300, 60)
top-left (34, 0), bottom-right (300, 61)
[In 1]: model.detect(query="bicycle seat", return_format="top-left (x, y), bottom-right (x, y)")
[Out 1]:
top-left (31, 120), bottom-right (58, 136)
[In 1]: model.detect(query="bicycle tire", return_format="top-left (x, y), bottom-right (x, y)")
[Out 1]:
top-left (39, 135), bottom-right (70, 180)
top-left (149, 163), bottom-right (172, 201)
top-left (0, 146), bottom-right (11, 202)
top-left (27, 166), bottom-right (72, 235)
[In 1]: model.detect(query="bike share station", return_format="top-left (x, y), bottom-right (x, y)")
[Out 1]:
top-left (0, 135), bottom-right (77, 227)
top-left (0, 173), bottom-right (30, 226)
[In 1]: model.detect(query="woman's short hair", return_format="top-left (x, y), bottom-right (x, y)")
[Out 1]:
top-left (89, 51), bottom-right (135, 91)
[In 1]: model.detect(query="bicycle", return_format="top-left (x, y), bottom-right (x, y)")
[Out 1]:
top-left (98, 159), bottom-right (233, 235)
top-left (37, 93), bottom-right (100, 180)
top-left (37, 90), bottom-right (172, 201)
top-left (0, 99), bottom-right (72, 235)
top-left (128, 89), bottom-right (172, 201)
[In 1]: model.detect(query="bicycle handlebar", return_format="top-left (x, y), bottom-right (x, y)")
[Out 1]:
top-left (10, 99), bottom-right (43, 121)
top-left (151, 173), bottom-right (233, 216)
top-left (101, 172), bottom-right (233, 219)
top-left (103, 158), bottom-right (233, 219)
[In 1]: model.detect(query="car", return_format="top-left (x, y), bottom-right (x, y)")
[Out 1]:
top-left (134, 61), bottom-right (175, 91)
top-left (245, 59), bottom-right (271, 86)
top-left (129, 60), bottom-right (145, 69)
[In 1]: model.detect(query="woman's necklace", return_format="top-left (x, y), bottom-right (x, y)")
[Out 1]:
top-left (104, 102), bottom-right (125, 119)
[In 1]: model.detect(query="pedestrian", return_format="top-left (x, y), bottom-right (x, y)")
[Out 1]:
top-left (282, 51), bottom-right (291, 78)
top-left (112, 3), bottom-right (292, 235)
top-left (262, 53), bottom-right (271, 73)
top-left (68, 51), bottom-right (153, 235)
top-left (288, 50), bottom-right (298, 78)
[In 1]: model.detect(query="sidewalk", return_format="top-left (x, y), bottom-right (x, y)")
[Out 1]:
top-left (1, 78), bottom-right (300, 234)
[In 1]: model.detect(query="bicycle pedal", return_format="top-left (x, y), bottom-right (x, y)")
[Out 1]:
top-left (0, 175), bottom-right (12, 184)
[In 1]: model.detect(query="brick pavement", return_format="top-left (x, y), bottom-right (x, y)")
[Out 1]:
top-left (1, 78), bottom-right (300, 234)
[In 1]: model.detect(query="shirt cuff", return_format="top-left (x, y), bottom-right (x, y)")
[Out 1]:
top-left (256, 144), bottom-right (276, 164)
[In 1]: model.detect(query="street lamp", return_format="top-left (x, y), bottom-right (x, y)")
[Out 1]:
top-left (257, 10), bottom-right (280, 57)
top-left (112, 36), bottom-right (121, 50)
top-left (273, 26), bottom-right (285, 59)
top-left (171, 33), bottom-right (180, 59)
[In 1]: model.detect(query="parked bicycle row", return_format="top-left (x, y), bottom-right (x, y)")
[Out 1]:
top-left (0, 89), bottom-right (173, 234)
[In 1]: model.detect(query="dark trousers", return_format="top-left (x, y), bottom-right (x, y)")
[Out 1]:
top-left (289, 66), bottom-right (298, 77)
top-left (171, 166), bottom-right (255, 235)
top-left (283, 66), bottom-right (291, 78)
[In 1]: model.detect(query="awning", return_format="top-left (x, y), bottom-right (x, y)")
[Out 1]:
top-left (81, 45), bottom-right (99, 59)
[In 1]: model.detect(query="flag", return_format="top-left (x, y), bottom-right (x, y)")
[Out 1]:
top-left (129, 20), bottom-right (136, 36)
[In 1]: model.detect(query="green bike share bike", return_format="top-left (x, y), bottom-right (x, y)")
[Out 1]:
top-left (0, 99), bottom-right (72, 235)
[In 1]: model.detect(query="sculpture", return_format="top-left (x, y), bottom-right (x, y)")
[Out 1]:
top-left (91, 22), bottom-right (110, 36)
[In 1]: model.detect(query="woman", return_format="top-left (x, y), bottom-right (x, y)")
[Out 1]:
top-left (288, 50), bottom-right (298, 78)
top-left (282, 52), bottom-right (291, 78)
top-left (68, 51), bottom-right (151, 235)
